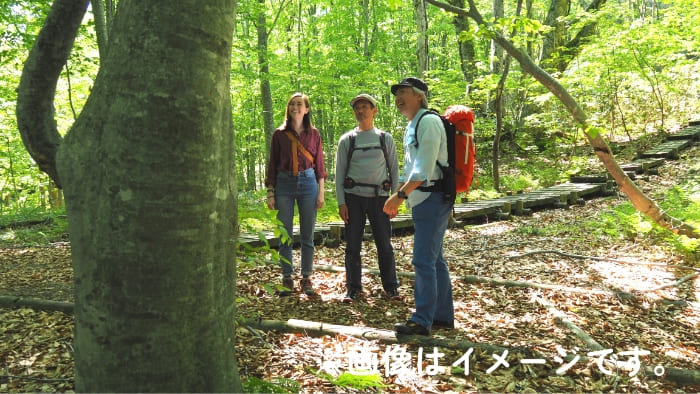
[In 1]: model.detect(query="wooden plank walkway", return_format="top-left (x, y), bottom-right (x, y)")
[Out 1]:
top-left (667, 125), bottom-right (700, 141)
top-left (238, 122), bottom-right (698, 247)
top-left (620, 157), bottom-right (666, 175)
top-left (638, 139), bottom-right (693, 159)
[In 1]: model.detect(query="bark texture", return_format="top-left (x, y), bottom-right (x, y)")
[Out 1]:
top-left (51, 0), bottom-right (241, 391)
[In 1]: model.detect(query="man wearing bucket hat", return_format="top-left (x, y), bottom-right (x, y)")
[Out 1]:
top-left (335, 93), bottom-right (400, 303)
top-left (383, 77), bottom-right (455, 336)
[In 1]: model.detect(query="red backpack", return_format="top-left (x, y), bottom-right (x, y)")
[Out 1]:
top-left (443, 105), bottom-right (476, 194)
top-left (414, 105), bottom-right (476, 205)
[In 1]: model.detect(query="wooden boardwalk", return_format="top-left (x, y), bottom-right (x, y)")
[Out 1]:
top-left (239, 121), bottom-right (699, 248)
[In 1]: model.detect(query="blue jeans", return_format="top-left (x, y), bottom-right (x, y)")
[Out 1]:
top-left (409, 192), bottom-right (454, 329)
top-left (344, 193), bottom-right (398, 292)
top-left (275, 168), bottom-right (318, 277)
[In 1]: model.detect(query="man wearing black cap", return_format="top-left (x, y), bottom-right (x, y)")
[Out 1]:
top-left (335, 94), bottom-right (400, 303)
top-left (383, 77), bottom-right (455, 336)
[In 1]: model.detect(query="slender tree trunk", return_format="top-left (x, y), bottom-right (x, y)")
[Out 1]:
top-left (36, 0), bottom-right (243, 391)
top-left (448, 0), bottom-right (477, 88)
top-left (257, 0), bottom-right (275, 172)
top-left (489, 0), bottom-right (504, 75)
top-left (425, 0), bottom-right (698, 238)
top-left (91, 0), bottom-right (109, 59)
top-left (414, 0), bottom-right (429, 77)
top-left (493, 0), bottom-right (522, 192)
top-left (525, 0), bottom-right (534, 57)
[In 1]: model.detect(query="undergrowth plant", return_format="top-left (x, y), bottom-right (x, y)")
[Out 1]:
top-left (241, 376), bottom-right (301, 394)
top-left (310, 368), bottom-right (389, 391)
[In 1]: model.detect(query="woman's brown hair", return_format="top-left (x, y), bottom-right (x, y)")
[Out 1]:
top-left (281, 92), bottom-right (313, 131)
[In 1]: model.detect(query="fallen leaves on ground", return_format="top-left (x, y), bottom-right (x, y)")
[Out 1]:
top-left (1, 148), bottom-right (698, 392)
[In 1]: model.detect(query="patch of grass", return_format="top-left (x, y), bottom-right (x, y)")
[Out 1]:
top-left (241, 376), bottom-right (301, 393)
top-left (572, 181), bottom-right (700, 260)
top-left (656, 183), bottom-right (700, 259)
top-left (311, 368), bottom-right (388, 391)
top-left (514, 225), bottom-right (544, 236)
top-left (0, 206), bottom-right (68, 246)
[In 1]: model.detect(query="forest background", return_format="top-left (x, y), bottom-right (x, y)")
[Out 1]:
top-left (1, 0), bottom-right (699, 231)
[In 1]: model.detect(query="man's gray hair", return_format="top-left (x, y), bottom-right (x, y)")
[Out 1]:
top-left (412, 86), bottom-right (429, 108)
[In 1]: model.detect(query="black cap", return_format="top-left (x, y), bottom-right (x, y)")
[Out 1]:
top-left (391, 77), bottom-right (428, 95)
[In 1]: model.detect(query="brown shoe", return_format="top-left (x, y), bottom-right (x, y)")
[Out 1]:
top-left (279, 276), bottom-right (294, 297)
top-left (300, 277), bottom-right (315, 296)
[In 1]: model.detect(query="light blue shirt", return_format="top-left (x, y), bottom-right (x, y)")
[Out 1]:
top-left (401, 108), bottom-right (447, 208)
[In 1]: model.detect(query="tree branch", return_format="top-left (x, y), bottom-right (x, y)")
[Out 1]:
top-left (16, 0), bottom-right (89, 188)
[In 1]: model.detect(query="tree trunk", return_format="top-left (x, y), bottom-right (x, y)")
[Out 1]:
top-left (91, 0), bottom-right (109, 59)
top-left (17, 0), bottom-right (245, 391)
top-left (414, 0), bottom-right (429, 77)
top-left (425, 0), bottom-right (698, 238)
top-left (489, 0), bottom-right (504, 75)
top-left (242, 318), bottom-right (511, 355)
top-left (539, 0), bottom-right (570, 69)
top-left (493, 0), bottom-right (522, 192)
top-left (258, 0), bottom-right (276, 172)
top-left (0, 296), bottom-right (74, 314)
top-left (448, 0), bottom-right (477, 87)
top-left (556, 0), bottom-right (608, 72)
top-left (16, 0), bottom-right (89, 188)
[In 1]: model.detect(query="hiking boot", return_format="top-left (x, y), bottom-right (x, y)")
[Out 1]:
top-left (385, 288), bottom-right (401, 301)
top-left (279, 276), bottom-right (294, 297)
top-left (432, 320), bottom-right (455, 330)
top-left (300, 277), bottom-right (315, 296)
top-left (394, 320), bottom-right (430, 336)
top-left (343, 288), bottom-right (361, 303)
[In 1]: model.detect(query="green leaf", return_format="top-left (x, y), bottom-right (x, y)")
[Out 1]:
top-left (586, 126), bottom-right (604, 139)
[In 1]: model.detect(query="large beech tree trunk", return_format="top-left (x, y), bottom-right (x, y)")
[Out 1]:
top-left (426, 0), bottom-right (698, 238)
top-left (17, 0), bottom-right (242, 391)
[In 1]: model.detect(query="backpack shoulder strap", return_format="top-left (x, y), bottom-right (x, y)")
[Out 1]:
top-left (344, 131), bottom-right (357, 180)
top-left (412, 109), bottom-right (441, 148)
top-left (378, 131), bottom-right (391, 182)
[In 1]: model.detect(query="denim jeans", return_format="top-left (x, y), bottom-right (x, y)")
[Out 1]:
top-left (409, 192), bottom-right (454, 329)
top-left (275, 168), bottom-right (318, 277)
top-left (344, 193), bottom-right (399, 292)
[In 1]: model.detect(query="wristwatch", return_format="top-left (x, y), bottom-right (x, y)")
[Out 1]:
top-left (397, 190), bottom-right (408, 199)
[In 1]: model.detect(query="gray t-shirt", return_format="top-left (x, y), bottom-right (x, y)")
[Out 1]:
top-left (335, 127), bottom-right (399, 206)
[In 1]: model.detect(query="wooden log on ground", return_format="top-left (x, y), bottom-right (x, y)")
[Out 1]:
top-left (532, 296), bottom-right (700, 387)
top-left (0, 296), bottom-right (73, 314)
top-left (315, 265), bottom-right (624, 297)
top-left (240, 317), bottom-right (512, 356)
top-left (534, 295), bottom-right (604, 351)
